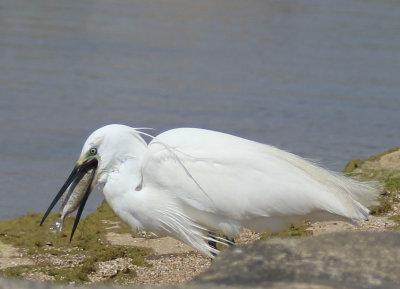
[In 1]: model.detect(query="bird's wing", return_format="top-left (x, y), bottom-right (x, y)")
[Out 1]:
top-left (140, 128), bottom-right (373, 227)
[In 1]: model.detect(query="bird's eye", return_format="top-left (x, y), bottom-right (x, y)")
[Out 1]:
top-left (89, 147), bottom-right (97, 155)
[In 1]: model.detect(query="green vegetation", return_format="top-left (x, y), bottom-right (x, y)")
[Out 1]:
top-left (384, 174), bottom-right (400, 192)
top-left (343, 159), bottom-right (365, 174)
top-left (103, 267), bottom-right (137, 284)
top-left (0, 201), bottom-right (150, 284)
top-left (369, 196), bottom-right (393, 216)
top-left (260, 222), bottom-right (312, 240)
top-left (343, 148), bottom-right (400, 217)
top-left (368, 172), bottom-right (400, 216)
top-left (1, 265), bottom-right (35, 279)
top-left (390, 215), bottom-right (400, 223)
top-left (389, 215), bottom-right (400, 231)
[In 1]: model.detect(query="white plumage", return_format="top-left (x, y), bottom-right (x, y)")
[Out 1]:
top-left (47, 124), bottom-right (379, 257)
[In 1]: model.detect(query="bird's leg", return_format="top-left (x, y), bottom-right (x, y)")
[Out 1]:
top-left (208, 232), bottom-right (236, 257)
top-left (226, 236), bottom-right (235, 245)
top-left (208, 232), bottom-right (218, 257)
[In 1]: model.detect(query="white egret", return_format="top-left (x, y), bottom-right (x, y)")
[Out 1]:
top-left (41, 124), bottom-right (378, 257)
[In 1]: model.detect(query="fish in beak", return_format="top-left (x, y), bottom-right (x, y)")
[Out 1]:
top-left (40, 155), bottom-right (98, 241)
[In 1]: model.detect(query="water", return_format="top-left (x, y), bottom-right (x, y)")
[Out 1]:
top-left (0, 0), bottom-right (399, 220)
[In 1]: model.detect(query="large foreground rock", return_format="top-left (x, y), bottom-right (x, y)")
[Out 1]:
top-left (192, 231), bottom-right (400, 289)
top-left (2, 231), bottom-right (400, 289)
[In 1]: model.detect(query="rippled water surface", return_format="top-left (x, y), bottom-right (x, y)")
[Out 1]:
top-left (1, 0), bottom-right (399, 220)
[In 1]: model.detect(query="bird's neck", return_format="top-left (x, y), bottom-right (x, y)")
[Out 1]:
top-left (103, 155), bottom-right (143, 191)
top-left (101, 155), bottom-right (148, 231)
top-left (97, 131), bottom-right (147, 188)
top-left (101, 156), bottom-right (142, 209)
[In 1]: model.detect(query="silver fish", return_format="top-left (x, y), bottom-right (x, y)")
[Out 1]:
top-left (50, 168), bottom-right (95, 233)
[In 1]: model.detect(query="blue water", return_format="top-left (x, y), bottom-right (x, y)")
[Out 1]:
top-left (0, 0), bottom-right (399, 220)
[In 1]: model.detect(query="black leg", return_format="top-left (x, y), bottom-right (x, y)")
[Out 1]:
top-left (208, 232), bottom-right (218, 257)
top-left (208, 233), bottom-right (236, 257)
top-left (226, 236), bottom-right (235, 245)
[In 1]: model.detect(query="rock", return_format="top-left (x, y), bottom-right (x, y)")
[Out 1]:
top-left (344, 146), bottom-right (400, 174)
top-left (360, 148), bottom-right (400, 171)
top-left (192, 231), bottom-right (400, 289)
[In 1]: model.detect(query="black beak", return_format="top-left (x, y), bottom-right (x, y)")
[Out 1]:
top-left (40, 158), bottom-right (98, 241)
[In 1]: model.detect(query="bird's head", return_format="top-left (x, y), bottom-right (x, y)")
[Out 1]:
top-left (40, 124), bottom-right (147, 239)
top-left (79, 124), bottom-right (148, 183)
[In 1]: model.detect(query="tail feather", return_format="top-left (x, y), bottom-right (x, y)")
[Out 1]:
top-left (276, 149), bottom-right (380, 220)
top-left (326, 172), bottom-right (379, 219)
